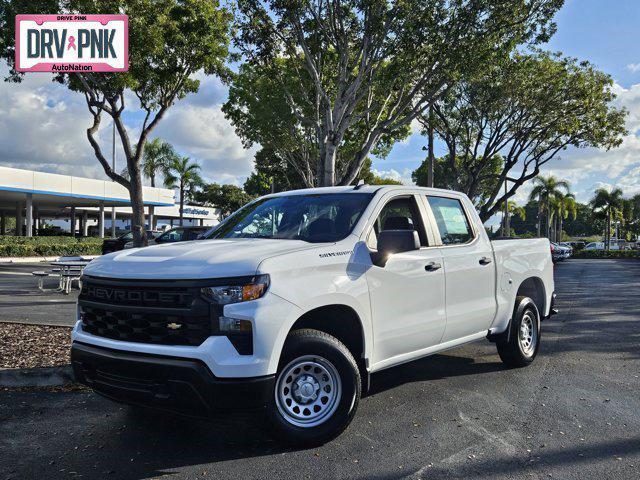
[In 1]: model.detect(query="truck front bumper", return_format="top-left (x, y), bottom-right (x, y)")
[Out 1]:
top-left (71, 342), bottom-right (275, 417)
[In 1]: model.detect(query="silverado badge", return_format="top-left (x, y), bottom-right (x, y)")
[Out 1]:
top-left (167, 322), bottom-right (182, 330)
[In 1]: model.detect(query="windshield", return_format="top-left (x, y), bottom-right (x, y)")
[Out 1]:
top-left (204, 193), bottom-right (374, 243)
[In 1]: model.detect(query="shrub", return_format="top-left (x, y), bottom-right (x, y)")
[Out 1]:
top-left (573, 249), bottom-right (640, 259)
top-left (0, 236), bottom-right (102, 257)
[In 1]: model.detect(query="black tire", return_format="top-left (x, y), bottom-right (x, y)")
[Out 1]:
top-left (497, 296), bottom-right (541, 368)
top-left (267, 329), bottom-right (361, 445)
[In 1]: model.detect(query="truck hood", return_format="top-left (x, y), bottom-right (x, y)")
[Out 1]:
top-left (84, 238), bottom-right (319, 279)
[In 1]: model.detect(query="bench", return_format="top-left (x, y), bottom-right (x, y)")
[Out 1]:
top-left (32, 271), bottom-right (50, 291)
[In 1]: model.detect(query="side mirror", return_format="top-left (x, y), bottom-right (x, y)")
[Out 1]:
top-left (372, 229), bottom-right (420, 267)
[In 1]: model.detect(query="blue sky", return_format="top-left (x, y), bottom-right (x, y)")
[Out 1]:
top-left (2, 0), bottom-right (639, 207)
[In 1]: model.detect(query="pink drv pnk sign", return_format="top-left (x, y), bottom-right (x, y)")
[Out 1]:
top-left (15, 14), bottom-right (128, 72)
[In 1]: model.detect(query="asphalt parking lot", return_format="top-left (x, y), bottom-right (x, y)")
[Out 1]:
top-left (1, 259), bottom-right (639, 480)
top-left (0, 262), bottom-right (78, 326)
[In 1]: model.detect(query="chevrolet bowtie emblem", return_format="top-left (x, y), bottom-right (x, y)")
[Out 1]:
top-left (167, 322), bottom-right (182, 330)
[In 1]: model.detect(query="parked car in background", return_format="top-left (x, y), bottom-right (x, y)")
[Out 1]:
top-left (559, 242), bottom-right (574, 254)
top-left (566, 241), bottom-right (586, 251)
top-left (101, 230), bottom-right (161, 255)
top-left (584, 242), bottom-right (621, 251)
top-left (124, 226), bottom-right (209, 249)
top-left (550, 242), bottom-right (571, 262)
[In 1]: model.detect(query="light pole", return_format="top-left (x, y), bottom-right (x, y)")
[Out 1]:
top-left (420, 105), bottom-right (435, 188)
top-left (111, 120), bottom-right (117, 238)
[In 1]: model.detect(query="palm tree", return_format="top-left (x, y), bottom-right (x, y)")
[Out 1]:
top-left (551, 192), bottom-right (577, 242)
top-left (590, 188), bottom-right (624, 249)
top-left (164, 157), bottom-right (203, 226)
top-left (139, 139), bottom-right (178, 230)
top-left (503, 201), bottom-right (526, 237)
top-left (528, 176), bottom-right (570, 238)
top-left (143, 138), bottom-right (177, 187)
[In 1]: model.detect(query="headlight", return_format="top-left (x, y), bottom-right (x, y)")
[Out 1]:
top-left (201, 274), bottom-right (270, 305)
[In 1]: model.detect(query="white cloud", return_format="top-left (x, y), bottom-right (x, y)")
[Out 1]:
top-left (372, 168), bottom-right (414, 185)
top-left (627, 63), bottom-right (640, 73)
top-left (0, 63), bottom-right (254, 186)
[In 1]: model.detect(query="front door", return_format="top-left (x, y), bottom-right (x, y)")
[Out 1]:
top-left (365, 194), bottom-right (447, 368)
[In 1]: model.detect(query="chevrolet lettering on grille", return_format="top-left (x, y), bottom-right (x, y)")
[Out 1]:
top-left (82, 285), bottom-right (190, 305)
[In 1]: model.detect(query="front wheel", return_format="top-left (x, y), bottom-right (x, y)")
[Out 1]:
top-left (497, 296), bottom-right (541, 367)
top-left (268, 329), bottom-right (361, 445)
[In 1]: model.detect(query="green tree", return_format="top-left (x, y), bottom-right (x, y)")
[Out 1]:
top-left (529, 176), bottom-right (570, 238)
top-left (590, 188), bottom-right (624, 249)
top-left (503, 201), bottom-right (526, 238)
top-left (143, 138), bottom-right (179, 229)
top-left (419, 51), bottom-right (627, 222)
top-left (143, 138), bottom-right (178, 188)
top-left (224, 59), bottom-right (409, 187)
top-left (244, 171), bottom-right (273, 197)
top-left (413, 154), bottom-right (502, 207)
top-left (195, 184), bottom-right (254, 218)
top-left (164, 157), bottom-right (203, 227)
top-left (233, 0), bottom-right (561, 186)
top-left (550, 192), bottom-right (577, 242)
top-left (0, 0), bottom-right (231, 246)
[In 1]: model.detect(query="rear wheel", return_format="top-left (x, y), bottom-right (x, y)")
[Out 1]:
top-left (268, 329), bottom-right (360, 445)
top-left (497, 296), bottom-right (541, 367)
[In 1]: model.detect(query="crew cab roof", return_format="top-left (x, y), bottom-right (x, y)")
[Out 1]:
top-left (264, 185), bottom-right (461, 197)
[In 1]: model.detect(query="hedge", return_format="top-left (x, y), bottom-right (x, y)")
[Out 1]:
top-left (573, 250), bottom-right (640, 259)
top-left (0, 236), bottom-right (102, 257)
top-left (0, 235), bottom-right (102, 245)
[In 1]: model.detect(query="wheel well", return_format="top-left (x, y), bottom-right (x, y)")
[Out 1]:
top-left (516, 277), bottom-right (546, 316)
top-left (290, 305), bottom-right (365, 361)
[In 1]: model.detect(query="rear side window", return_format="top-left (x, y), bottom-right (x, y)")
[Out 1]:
top-left (426, 196), bottom-right (474, 245)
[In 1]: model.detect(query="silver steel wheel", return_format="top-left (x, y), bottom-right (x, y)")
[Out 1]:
top-left (275, 355), bottom-right (342, 428)
top-left (518, 311), bottom-right (537, 357)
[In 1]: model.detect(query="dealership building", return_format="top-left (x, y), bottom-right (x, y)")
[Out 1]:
top-left (0, 166), bottom-right (221, 237)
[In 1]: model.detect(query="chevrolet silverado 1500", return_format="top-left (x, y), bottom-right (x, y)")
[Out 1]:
top-left (71, 185), bottom-right (555, 444)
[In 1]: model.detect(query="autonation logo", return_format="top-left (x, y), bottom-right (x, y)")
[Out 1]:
top-left (15, 14), bottom-right (128, 72)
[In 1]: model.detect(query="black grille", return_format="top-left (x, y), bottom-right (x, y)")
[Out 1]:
top-left (79, 277), bottom-right (217, 347)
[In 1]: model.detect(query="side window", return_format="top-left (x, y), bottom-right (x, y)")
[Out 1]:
top-left (367, 196), bottom-right (427, 250)
top-left (162, 228), bottom-right (185, 242)
top-left (426, 196), bottom-right (474, 245)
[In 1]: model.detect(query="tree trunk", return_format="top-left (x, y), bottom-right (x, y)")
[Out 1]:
top-left (558, 216), bottom-right (563, 243)
top-left (537, 207), bottom-right (541, 237)
top-left (321, 142), bottom-right (337, 186)
top-left (179, 182), bottom-right (185, 227)
top-left (129, 167), bottom-right (147, 247)
top-left (427, 106), bottom-right (435, 188)
top-left (546, 199), bottom-right (551, 239)
top-left (505, 211), bottom-right (511, 237)
top-left (606, 209), bottom-right (611, 250)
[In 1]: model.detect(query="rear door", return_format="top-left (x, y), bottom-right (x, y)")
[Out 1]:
top-left (365, 193), bottom-right (447, 368)
top-left (423, 195), bottom-right (497, 342)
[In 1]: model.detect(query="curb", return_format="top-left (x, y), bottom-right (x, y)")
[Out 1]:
top-left (0, 255), bottom-right (100, 264)
top-left (0, 365), bottom-right (74, 388)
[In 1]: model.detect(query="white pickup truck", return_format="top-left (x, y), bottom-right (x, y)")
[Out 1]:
top-left (71, 185), bottom-right (555, 444)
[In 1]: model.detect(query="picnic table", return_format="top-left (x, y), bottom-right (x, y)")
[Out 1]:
top-left (32, 258), bottom-right (92, 294)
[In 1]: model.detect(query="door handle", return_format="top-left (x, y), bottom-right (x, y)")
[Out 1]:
top-left (425, 261), bottom-right (442, 272)
top-left (479, 256), bottom-right (492, 265)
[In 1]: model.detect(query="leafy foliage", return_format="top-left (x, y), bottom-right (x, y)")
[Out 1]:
top-left (164, 156), bottom-right (204, 226)
top-left (194, 183), bottom-right (254, 218)
top-left (418, 51), bottom-right (627, 222)
top-left (232, 0), bottom-right (562, 186)
top-left (0, 236), bottom-right (102, 256)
